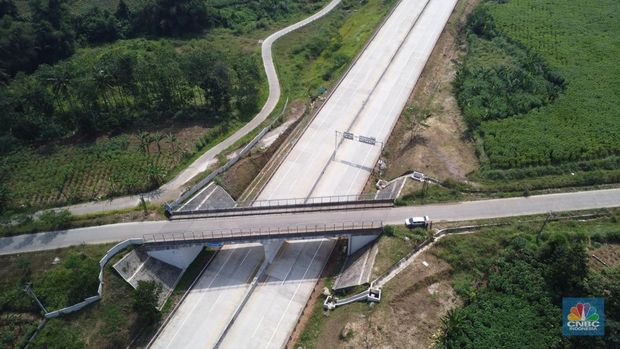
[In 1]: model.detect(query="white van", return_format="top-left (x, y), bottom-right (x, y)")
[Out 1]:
top-left (405, 216), bottom-right (430, 229)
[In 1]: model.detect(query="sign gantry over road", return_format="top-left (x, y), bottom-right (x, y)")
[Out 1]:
top-left (335, 130), bottom-right (384, 153)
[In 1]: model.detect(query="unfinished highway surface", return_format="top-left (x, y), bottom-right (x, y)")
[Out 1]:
top-left (150, 244), bottom-right (264, 349)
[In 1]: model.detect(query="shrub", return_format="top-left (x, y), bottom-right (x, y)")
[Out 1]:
top-left (132, 280), bottom-right (161, 324)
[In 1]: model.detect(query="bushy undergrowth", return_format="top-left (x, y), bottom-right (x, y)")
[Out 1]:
top-left (435, 221), bottom-right (620, 348)
top-left (34, 252), bottom-right (99, 310)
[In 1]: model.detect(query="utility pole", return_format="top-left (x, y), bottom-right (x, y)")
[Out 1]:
top-left (536, 211), bottom-right (554, 243)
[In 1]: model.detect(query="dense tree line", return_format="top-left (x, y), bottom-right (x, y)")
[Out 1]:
top-left (454, 6), bottom-right (566, 130)
top-left (0, 0), bottom-right (323, 81)
top-left (0, 0), bottom-right (75, 79)
top-left (0, 39), bottom-right (261, 144)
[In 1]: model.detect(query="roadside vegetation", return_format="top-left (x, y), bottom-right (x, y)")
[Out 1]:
top-left (293, 212), bottom-right (620, 348)
top-left (273, 0), bottom-right (395, 104)
top-left (457, 0), bottom-right (620, 188)
top-left (219, 0), bottom-right (398, 200)
top-left (376, 0), bottom-right (619, 205)
top-left (0, 244), bottom-right (111, 348)
top-left (435, 217), bottom-right (620, 348)
top-left (0, 0), bottom-right (329, 216)
top-left (0, 241), bottom-right (216, 348)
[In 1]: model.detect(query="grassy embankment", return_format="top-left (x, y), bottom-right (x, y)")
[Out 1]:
top-left (389, 0), bottom-right (619, 206)
top-left (217, 0), bottom-right (398, 198)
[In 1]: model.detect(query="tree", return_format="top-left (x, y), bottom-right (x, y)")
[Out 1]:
top-left (539, 234), bottom-right (589, 300)
top-left (132, 280), bottom-right (161, 324)
top-left (74, 7), bottom-right (122, 44)
top-left (165, 132), bottom-right (180, 157)
top-left (114, 0), bottom-right (131, 21)
top-left (0, 0), bottom-right (17, 18)
top-left (131, 0), bottom-right (212, 36)
top-left (29, 0), bottom-right (75, 65)
top-left (138, 131), bottom-right (152, 154)
top-left (0, 16), bottom-right (38, 78)
top-left (152, 132), bottom-right (164, 154)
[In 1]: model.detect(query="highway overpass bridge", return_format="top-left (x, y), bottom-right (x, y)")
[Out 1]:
top-left (142, 221), bottom-right (383, 259)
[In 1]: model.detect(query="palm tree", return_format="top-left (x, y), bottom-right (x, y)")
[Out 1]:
top-left (165, 133), bottom-right (180, 157)
top-left (437, 309), bottom-right (466, 348)
top-left (137, 131), bottom-right (152, 154)
top-left (152, 132), bottom-right (164, 154)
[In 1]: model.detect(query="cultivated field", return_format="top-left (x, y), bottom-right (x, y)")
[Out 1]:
top-left (474, 0), bottom-right (620, 182)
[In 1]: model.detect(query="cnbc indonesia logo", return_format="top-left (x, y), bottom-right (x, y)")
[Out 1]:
top-left (563, 298), bottom-right (605, 336)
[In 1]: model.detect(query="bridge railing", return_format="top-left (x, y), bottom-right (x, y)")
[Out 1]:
top-left (237, 193), bottom-right (378, 208)
top-left (142, 221), bottom-right (383, 245)
top-left (171, 193), bottom-right (392, 218)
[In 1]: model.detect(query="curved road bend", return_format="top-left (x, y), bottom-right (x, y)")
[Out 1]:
top-left (55, 0), bottom-right (343, 216)
top-left (2, 188), bottom-right (619, 255)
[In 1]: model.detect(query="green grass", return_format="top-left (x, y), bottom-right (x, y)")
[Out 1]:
top-left (0, 244), bottom-right (115, 349)
top-left (433, 215), bottom-right (620, 348)
top-left (0, 244), bottom-right (217, 348)
top-left (470, 0), bottom-right (620, 177)
top-left (272, 0), bottom-right (396, 116)
top-left (372, 225), bottom-right (429, 279)
top-left (432, 213), bottom-right (620, 290)
top-left (293, 212), bottom-right (620, 348)
top-left (2, 0), bottom-right (394, 215)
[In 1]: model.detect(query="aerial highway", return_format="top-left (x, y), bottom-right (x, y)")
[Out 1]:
top-left (2, 188), bottom-right (618, 256)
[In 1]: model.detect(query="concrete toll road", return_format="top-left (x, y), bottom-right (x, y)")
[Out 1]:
top-left (150, 244), bottom-right (265, 349)
top-left (215, 0), bottom-right (461, 347)
top-left (219, 239), bottom-right (336, 349)
top-left (259, 0), bottom-right (459, 200)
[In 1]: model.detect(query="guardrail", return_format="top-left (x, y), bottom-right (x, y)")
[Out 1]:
top-left (143, 221), bottom-right (383, 246)
top-left (170, 193), bottom-right (393, 219)
top-left (167, 99), bottom-right (290, 215)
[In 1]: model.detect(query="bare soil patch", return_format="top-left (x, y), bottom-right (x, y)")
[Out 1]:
top-left (309, 248), bottom-right (460, 349)
top-left (219, 100), bottom-right (307, 199)
top-left (589, 243), bottom-right (620, 273)
top-left (378, 0), bottom-right (479, 185)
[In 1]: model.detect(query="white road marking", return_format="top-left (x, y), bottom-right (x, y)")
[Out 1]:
top-left (163, 248), bottom-right (235, 349)
top-left (265, 240), bottom-right (324, 348)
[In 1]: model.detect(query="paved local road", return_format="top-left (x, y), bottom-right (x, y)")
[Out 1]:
top-left (2, 188), bottom-right (618, 256)
top-left (50, 0), bottom-right (343, 216)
